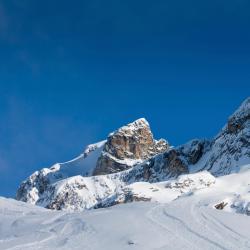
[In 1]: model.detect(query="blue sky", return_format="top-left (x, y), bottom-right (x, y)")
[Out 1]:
top-left (0, 0), bottom-right (249, 197)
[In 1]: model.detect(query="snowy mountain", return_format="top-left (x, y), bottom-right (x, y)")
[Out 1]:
top-left (1, 97), bottom-right (250, 250)
top-left (16, 97), bottom-right (250, 211)
top-left (16, 118), bottom-right (169, 210)
top-left (1, 166), bottom-right (250, 250)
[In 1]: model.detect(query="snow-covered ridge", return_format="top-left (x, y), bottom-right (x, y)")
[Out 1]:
top-left (16, 140), bottom-right (106, 204)
top-left (16, 98), bottom-right (250, 211)
top-left (58, 140), bottom-right (107, 177)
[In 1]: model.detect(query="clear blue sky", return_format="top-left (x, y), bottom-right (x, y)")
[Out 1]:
top-left (0, 0), bottom-right (249, 197)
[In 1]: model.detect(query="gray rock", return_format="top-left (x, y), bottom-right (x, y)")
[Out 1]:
top-left (93, 118), bottom-right (169, 175)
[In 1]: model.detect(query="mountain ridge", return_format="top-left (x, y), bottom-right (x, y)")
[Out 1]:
top-left (16, 97), bottom-right (250, 211)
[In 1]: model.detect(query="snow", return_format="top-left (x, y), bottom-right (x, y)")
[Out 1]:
top-left (48, 140), bottom-right (106, 180)
top-left (59, 140), bottom-right (106, 177)
top-left (101, 151), bottom-right (143, 166)
top-left (42, 173), bottom-right (125, 210)
top-left (108, 118), bottom-right (149, 137)
top-left (107, 171), bottom-right (216, 205)
top-left (16, 140), bottom-right (106, 205)
top-left (2, 165), bottom-right (250, 249)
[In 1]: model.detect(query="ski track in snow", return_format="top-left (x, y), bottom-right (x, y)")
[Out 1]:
top-left (1, 195), bottom-right (250, 250)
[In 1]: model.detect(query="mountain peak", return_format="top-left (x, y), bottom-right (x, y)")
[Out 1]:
top-left (108, 118), bottom-right (149, 137)
top-left (93, 118), bottom-right (169, 175)
top-left (128, 118), bottom-right (149, 127)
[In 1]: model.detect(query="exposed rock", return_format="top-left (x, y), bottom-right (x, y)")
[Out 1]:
top-left (124, 139), bottom-right (209, 183)
top-left (162, 149), bottom-right (189, 176)
top-left (120, 188), bottom-right (152, 204)
top-left (227, 97), bottom-right (250, 134)
top-left (215, 202), bottom-right (228, 210)
top-left (93, 118), bottom-right (169, 175)
top-left (104, 118), bottom-right (154, 160)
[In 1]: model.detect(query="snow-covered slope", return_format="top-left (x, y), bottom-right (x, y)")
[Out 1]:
top-left (16, 98), bottom-right (250, 211)
top-left (1, 166), bottom-right (250, 250)
top-left (16, 140), bottom-right (106, 204)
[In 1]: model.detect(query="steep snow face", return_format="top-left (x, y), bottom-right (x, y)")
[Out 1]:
top-left (59, 140), bottom-right (107, 177)
top-left (16, 141), bottom-right (106, 204)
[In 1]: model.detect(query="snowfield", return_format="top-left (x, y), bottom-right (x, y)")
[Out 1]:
top-left (1, 166), bottom-right (250, 250)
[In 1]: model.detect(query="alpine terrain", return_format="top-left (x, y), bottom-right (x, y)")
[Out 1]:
top-left (0, 97), bottom-right (250, 250)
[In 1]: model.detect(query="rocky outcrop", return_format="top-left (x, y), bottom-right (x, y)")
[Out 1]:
top-left (227, 98), bottom-right (250, 134)
top-left (93, 118), bottom-right (169, 175)
top-left (118, 138), bottom-right (209, 184)
top-left (215, 202), bottom-right (228, 210)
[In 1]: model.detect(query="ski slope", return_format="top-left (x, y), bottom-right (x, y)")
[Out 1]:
top-left (1, 167), bottom-right (250, 250)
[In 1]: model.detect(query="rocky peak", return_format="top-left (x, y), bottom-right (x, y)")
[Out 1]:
top-left (93, 118), bottom-right (169, 175)
top-left (104, 118), bottom-right (164, 160)
top-left (227, 97), bottom-right (250, 134)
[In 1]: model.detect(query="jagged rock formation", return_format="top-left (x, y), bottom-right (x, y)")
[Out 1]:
top-left (16, 98), bottom-right (250, 211)
top-left (93, 118), bottom-right (168, 175)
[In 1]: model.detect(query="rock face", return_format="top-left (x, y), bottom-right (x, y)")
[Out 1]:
top-left (16, 98), bottom-right (250, 211)
top-left (104, 118), bottom-right (158, 159)
top-left (118, 138), bottom-right (209, 184)
top-left (197, 97), bottom-right (250, 176)
top-left (227, 98), bottom-right (250, 134)
top-left (93, 118), bottom-right (169, 175)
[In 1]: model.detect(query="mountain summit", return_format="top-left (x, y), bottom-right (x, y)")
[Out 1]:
top-left (16, 98), bottom-right (250, 211)
top-left (94, 118), bottom-right (169, 175)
